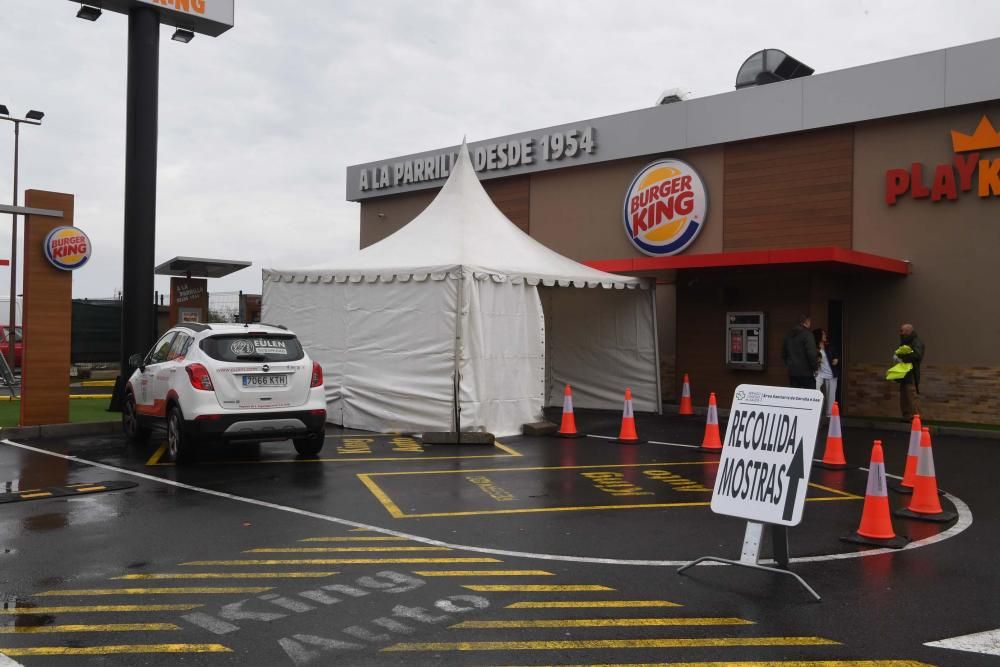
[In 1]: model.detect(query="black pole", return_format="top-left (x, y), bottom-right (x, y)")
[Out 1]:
top-left (7, 121), bottom-right (18, 373)
top-left (111, 6), bottom-right (159, 411)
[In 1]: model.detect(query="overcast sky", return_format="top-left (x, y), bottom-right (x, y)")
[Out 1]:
top-left (2, 0), bottom-right (999, 301)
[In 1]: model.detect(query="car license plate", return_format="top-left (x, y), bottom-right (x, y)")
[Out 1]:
top-left (243, 374), bottom-right (287, 387)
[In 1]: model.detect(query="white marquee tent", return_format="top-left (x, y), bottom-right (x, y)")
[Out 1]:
top-left (262, 143), bottom-right (660, 436)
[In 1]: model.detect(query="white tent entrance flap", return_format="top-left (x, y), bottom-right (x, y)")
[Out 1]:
top-left (542, 285), bottom-right (659, 413)
top-left (262, 141), bottom-right (661, 437)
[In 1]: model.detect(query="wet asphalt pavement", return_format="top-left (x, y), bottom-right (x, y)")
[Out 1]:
top-left (0, 409), bottom-right (995, 666)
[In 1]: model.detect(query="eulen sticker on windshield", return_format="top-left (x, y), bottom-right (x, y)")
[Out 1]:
top-left (230, 338), bottom-right (289, 356)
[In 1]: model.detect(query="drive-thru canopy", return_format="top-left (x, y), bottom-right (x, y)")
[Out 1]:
top-left (263, 143), bottom-right (660, 436)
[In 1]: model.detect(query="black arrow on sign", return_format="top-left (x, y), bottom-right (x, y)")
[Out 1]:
top-left (782, 437), bottom-right (806, 522)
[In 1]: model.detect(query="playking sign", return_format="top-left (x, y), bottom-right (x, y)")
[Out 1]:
top-left (885, 115), bottom-right (1000, 205)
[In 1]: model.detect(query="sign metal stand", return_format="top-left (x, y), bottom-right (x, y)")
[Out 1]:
top-left (678, 521), bottom-right (820, 601)
top-left (678, 384), bottom-right (825, 603)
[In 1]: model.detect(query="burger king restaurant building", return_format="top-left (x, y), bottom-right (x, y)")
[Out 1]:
top-left (346, 38), bottom-right (1000, 426)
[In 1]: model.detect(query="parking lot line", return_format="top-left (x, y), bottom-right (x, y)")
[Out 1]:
top-left (244, 546), bottom-right (451, 553)
top-left (0, 623), bottom-right (179, 634)
top-left (113, 572), bottom-right (338, 580)
top-left (462, 585), bottom-right (614, 592)
top-left (0, 604), bottom-right (204, 614)
top-left (451, 617), bottom-right (754, 628)
top-left (0, 644), bottom-right (232, 656)
top-left (506, 600), bottom-right (681, 609)
top-left (299, 536), bottom-right (416, 542)
top-left (413, 570), bottom-right (554, 577)
top-left (382, 637), bottom-right (841, 651)
top-left (145, 443), bottom-right (168, 466)
top-left (36, 587), bottom-right (274, 596)
top-left (181, 557), bottom-right (503, 566)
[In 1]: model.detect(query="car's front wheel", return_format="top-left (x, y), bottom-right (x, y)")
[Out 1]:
top-left (167, 406), bottom-right (196, 464)
top-left (122, 392), bottom-right (151, 444)
top-left (293, 436), bottom-right (324, 457)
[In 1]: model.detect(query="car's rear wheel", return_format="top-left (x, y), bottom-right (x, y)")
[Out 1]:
top-left (122, 392), bottom-right (151, 444)
top-left (167, 406), bottom-right (196, 464)
top-left (293, 437), bottom-right (324, 457)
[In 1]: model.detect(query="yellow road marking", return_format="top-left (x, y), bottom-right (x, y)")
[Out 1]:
top-left (462, 585), bottom-right (613, 592)
top-left (113, 572), bottom-right (338, 580)
top-left (493, 442), bottom-right (521, 456)
top-left (358, 475), bottom-right (407, 518)
top-left (301, 536), bottom-right (415, 542)
top-left (413, 570), bottom-right (554, 577)
top-left (382, 637), bottom-right (841, 652)
top-left (74, 486), bottom-right (106, 493)
top-left (0, 644), bottom-right (232, 656)
top-left (19, 492), bottom-right (52, 499)
top-left (246, 546), bottom-right (450, 553)
top-left (506, 600), bottom-right (680, 609)
top-left (145, 442), bottom-right (168, 466)
top-left (0, 605), bottom-right (203, 614)
top-left (502, 662), bottom-right (937, 667)
top-left (357, 461), bottom-right (860, 518)
top-left (82, 380), bottom-right (116, 387)
top-left (451, 617), bottom-right (753, 628)
top-left (349, 527), bottom-right (375, 532)
top-left (68, 394), bottom-right (112, 399)
top-left (183, 558), bottom-right (502, 566)
top-left (37, 587), bottom-right (273, 596)
top-left (0, 623), bottom-right (179, 634)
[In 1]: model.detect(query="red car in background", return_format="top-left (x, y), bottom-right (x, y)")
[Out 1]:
top-left (0, 326), bottom-right (23, 369)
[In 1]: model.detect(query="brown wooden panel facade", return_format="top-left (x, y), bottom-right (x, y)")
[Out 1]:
top-left (21, 190), bottom-right (75, 426)
top-left (723, 127), bottom-right (854, 251)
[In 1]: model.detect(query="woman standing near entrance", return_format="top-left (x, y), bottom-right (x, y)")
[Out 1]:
top-left (813, 328), bottom-right (840, 416)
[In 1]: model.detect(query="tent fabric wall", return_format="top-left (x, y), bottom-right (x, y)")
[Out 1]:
top-left (460, 273), bottom-right (546, 436)
top-left (542, 285), bottom-right (660, 413)
top-left (263, 275), bottom-right (460, 434)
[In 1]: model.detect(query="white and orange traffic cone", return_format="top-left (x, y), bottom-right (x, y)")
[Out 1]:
top-left (614, 388), bottom-right (643, 444)
top-left (894, 428), bottom-right (957, 523)
top-left (841, 440), bottom-right (908, 549)
top-left (678, 374), bottom-right (694, 416)
top-left (554, 384), bottom-right (586, 438)
top-left (700, 392), bottom-right (722, 452)
top-left (891, 415), bottom-right (922, 493)
top-left (816, 402), bottom-right (851, 470)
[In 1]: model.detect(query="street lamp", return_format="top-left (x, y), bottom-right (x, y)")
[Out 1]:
top-left (0, 106), bottom-right (44, 372)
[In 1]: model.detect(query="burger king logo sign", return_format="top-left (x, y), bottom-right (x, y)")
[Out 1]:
top-left (623, 158), bottom-right (707, 256)
top-left (44, 226), bottom-right (92, 271)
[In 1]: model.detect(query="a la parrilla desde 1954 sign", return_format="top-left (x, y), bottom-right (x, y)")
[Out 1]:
top-left (710, 384), bottom-right (823, 527)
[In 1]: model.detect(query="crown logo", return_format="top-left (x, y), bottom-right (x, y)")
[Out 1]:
top-left (951, 115), bottom-right (1000, 153)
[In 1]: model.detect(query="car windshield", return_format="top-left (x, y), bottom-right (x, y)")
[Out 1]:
top-left (200, 333), bottom-right (304, 362)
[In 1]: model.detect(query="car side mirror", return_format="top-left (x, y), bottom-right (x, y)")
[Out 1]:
top-left (128, 353), bottom-right (145, 371)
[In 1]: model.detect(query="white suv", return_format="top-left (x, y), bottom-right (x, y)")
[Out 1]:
top-left (122, 323), bottom-right (327, 463)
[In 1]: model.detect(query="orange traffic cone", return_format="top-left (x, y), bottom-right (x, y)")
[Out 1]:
top-left (816, 402), bottom-right (850, 470)
top-left (841, 440), bottom-right (908, 548)
top-left (891, 415), bottom-right (922, 493)
top-left (614, 388), bottom-right (643, 444)
top-left (895, 427), bottom-right (957, 523)
top-left (554, 384), bottom-right (586, 438)
top-left (700, 393), bottom-right (722, 452)
top-left (678, 374), bottom-right (694, 416)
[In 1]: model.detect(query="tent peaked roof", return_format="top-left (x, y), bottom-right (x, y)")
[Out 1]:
top-left (265, 141), bottom-right (643, 288)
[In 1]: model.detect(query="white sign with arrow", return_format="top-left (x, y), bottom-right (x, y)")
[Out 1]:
top-left (711, 384), bottom-right (824, 526)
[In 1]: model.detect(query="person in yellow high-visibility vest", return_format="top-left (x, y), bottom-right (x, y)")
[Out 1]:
top-left (892, 323), bottom-right (925, 420)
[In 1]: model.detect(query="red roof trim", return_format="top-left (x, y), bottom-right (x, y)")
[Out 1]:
top-left (585, 247), bottom-right (909, 275)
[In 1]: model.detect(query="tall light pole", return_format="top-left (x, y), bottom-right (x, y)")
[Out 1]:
top-left (0, 106), bottom-right (44, 372)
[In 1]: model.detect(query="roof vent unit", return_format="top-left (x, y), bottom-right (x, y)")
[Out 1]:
top-left (735, 49), bottom-right (814, 89)
top-left (655, 88), bottom-right (687, 105)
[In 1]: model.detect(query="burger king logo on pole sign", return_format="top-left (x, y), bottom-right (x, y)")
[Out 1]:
top-left (623, 158), bottom-right (707, 256)
top-left (43, 226), bottom-right (92, 271)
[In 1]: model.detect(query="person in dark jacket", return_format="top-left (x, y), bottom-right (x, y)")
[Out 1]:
top-left (897, 323), bottom-right (925, 420)
top-left (813, 328), bottom-right (840, 415)
top-left (782, 315), bottom-right (819, 389)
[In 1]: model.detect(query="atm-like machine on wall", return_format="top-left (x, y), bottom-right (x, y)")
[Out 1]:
top-left (726, 311), bottom-right (766, 371)
top-left (154, 256), bottom-right (251, 327)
